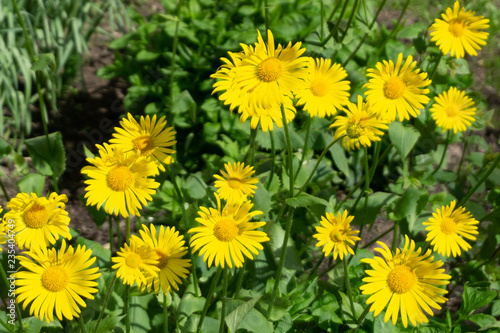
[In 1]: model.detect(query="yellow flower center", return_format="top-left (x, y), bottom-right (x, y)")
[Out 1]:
top-left (42, 266), bottom-right (69, 292)
top-left (155, 249), bottom-right (169, 269)
top-left (227, 177), bottom-right (242, 189)
top-left (310, 78), bottom-right (329, 97)
top-left (213, 218), bottom-right (239, 242)
top-left (24, 204), bottom-right (50, 229)
top-left (329, 228), bottom-right (345, 243)
top-left (346, 123), bottom-right (364, 139)
top-left (125, 253), bottom-right (142, 268)
top-left (383, 77), bottom-right (406, 99)
top-left (445, 105), bottom-right (460, 117)
top-left (107, 165), bottom-right (134, 191)
top-left (449, 20), bottom-right (466, 37)
top-left (133, 135), bottom-right (155, 156)
top-left (387, 265), bottom-right (416, 294)
top-left (440, 217), bottom-right (457, 235)
top-left (257, 57), bottom-right (283, 82)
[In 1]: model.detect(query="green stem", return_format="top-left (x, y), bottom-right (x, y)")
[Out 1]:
top-left (109, 215), bottom-right (114, 254)
top-left (431, 131), bottom-right (451, 176)
top-left (197, 268), bottom-right (222, 333)
top-left (361, 226), bottom-right (394, 249)
top-left (219, 267), bottom-right (228, 333)
top-left (124, 285), bottom-right (130, 333)
top-left (0, 266), bottom-right (23, 332)
top-left (322, 0), bottom-right (349, 46)
top-left (479, 206), bottom-right (500, 222)
top-left (93, 274), bottom-right (117, 333)
top-left (266, 130), bottom-right (276, 189)
top-left (339, 0), bottom-right (359, 44)
top-left (163, 294), bottom-right (169, 333)
top-left (125, 217), bottom-right (131, 243)
top-left (77, 315), bottom-right (87, 333)
top-left (245, 128), bottom-right (257, 166)
top-left (308, 255), bottom-right (325, 278)
top-left (429, 53), bottom-right (443, 82)
top-left (351, 304), bottom-right (371, 333)
top-left (343, 259), bottom-right (356, 321)
top-left (296, 136), bottom-right (343, 195)
top-left (264, 0), bottom-right (269, 35)
top-left (234, 266), bottom-right (244, 299)
top-left (0, 178), bottom-right (10, 201)
top-left (116, 217), bottom-right (122, 247)
top-left (320, 0), bottom-right (324, 39)
top-left (456, 132), bottom-right (469, 178)
top-left (349, 147), bottom-right (372, 214)
top-left (282, 104), bottom-right (294, 197)
top-left (392, 222), bottom-right (399, 253)
top-left (295, 117), bottom-right (311, 180)
top-left (168, 0), bottom-right (183, 124)
top-left (458, 153), bottom-right (500, 207)
top-left (166, 164), bottom-right (200, 297)
top-left (0, 316), bottom-right (15, 333)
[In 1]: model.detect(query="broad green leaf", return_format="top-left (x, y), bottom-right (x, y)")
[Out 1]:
top-left (393, 186), bottom-right (428, 221)
top-left (178, 293), bottom-right (206, 317)
top-left (129, 294), bottom-right (153, 333)
top-left (388, 122), bottom-right (420, 159)
top-left (172, 90), bottom-right (196, 115)
top-left (86, 315), bottom-right (125, 333)
top-left (0, 137), bottom-right (12, 156)
top-left (459, 285), bottom-right (497, 319)
top-left (136, 49), bottom-right (160, 62)
top-left (225, 296), bottom-right (266, 333)
top-left (329, 141), bottom-right (349, 177)
top-left (17, 173), bottom-right (45, 196)
top-left (253, 182), bottom-right (271, 216)
top-left (286, 193), bottom-right (328, 208)
top-left (350, 192), bottom-right (398, 227)
top-left (268, 223), bottom-right (303, 272)
top-left (31, 53), bottom-right (55, 71)
top-left (21, 316), bottom-right (43, 333)
top-left (75, 238), bottom-right (111, 268)
top-left (469, 314), bottom-right (497, 328)
top-left (185, 172), bottom-right (207, 200)
top-left (82, 194), bottom-right (109, 227)
top-left (396, 22), bottom-right (427, 38)
top-left (25, 132), bottom-right (66, 177)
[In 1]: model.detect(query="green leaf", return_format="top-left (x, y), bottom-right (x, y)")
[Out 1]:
top-left (75, 238), bottom-right (111, 268)
top-left (17, 173), bottom-right (45, 196)
top-left (22, 316), bottom-right (44, 333)
top-left (86, 315), bottom-right (125, 333)
top-left (388, 122), bottom-right (420, 159)
top-left (393, 186), bottom-right (428, 221)
top-left (268, 223), bottom-right (303, 271)
top-left (185, 172), bottom-right (207, 200)
top-left (172, 90), bottom-right (196, 115)
top-left (25, 132), bottom-right (66, 177)
top-left (136, 49), bottom-right (160, 62)
top-left (396, 22), bottom-right (427, 38)
top-left (286, 193), bottom-right (328, 208)
top-left (253, 182), bottom-right (271, 216)
top-left (469, 314), bottom-right (497, 328)
top-left (129, 295), bottom-right (153, 333)
top-left (329, 141), bottom-right (349, 177)
top-left (0, 137), bottom-right (12, 156)
top-left (460, 285), bottom-right (497, 319)
top-left (31, 53), bottom-right (55, 71)
top-left (225, 296), bottom-right (262, 333)
top-left (351, 192), bottom-right (398, 227)
top-left (178, 293), bottom-right (206, 317)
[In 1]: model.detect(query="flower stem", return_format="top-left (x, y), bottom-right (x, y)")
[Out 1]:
top-left (0, 316), bottom-right (15, 333)
top-left (431, 131), bottom-right (451, 176)
top-left (0, 177), bottom-right (10, 201)
top-left (116, 217), bottom-right (122, 247)
top-left (168, 0), bottom-right (183, 125)
top-left (0, 266), bottom-right (23, 332)
top-left (351, 304), bottom-right (371, 333)
top-left (125, 216), bottom-right (131, 243)
top-left (197, 268), bottom-right (222, 333)
top-left (77, 315), bottom-right (87, 333)
top-left (266, 130), bottom-right (276, 189)
top-left (458, 153), bottom-right (500, 207)
top-left (245, 128), bottom-right (257, 166)
top-left (429, 53), bottom-right (444, 82)
top-left (392, 221), bottom-right (399, 253)
top-left (349, 147), bottom-right (372, 214)
top-left (339, 0), bottom-right (359, 43)
top-left (124, 285), bottom-right (130, 333)
top-left (295, 116), bottom-right (311, 180)
top-left (163, 293), bottom-right (169, 333)
top-left (281, 104), bottom-right (294, 197)
top-left (109, 215), bottom-right (114, 254)
top-left (219, 267), bottom-right (228, 333)
top-left (93, 274), bottom-right (117, 333)
top-left (361, 225), bottom-right (394, 249)
top-left (234, 265), bottom-right (245, 299)
top-left (343, 259), bottom-right (356, 322)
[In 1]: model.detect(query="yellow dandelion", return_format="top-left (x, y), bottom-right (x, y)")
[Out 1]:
top-left (330, 95), bottom-right (388, 151)
top-left (363, 53), bottom-right (431, 122)
top-left (111, 239), bottom-right (160, 287)
top-left (360, 235), bottom-right (451, 328)
top-left (214, 162), bottom-right (259, 204)
top-left (239, 99), bottom-right (296, 132)
top-left (235, 29), bottom-right (308, 109)
top-left (295, 57), bottom-right (351, 118)
top-left (110, 113), bottom-right (176, 172)
top-left (81, 143), bottom-right (160, 218)
top-left (430, 1), bottom-right (489, 59)
top-left (313, 210), bottom-right (360, 260)
top-left (423, 200), bottom-right (479, 257)
top-left (189, 194), bottom-right (269, 268)
top-left (131, 224), bottom-right (191, 294)
top-left (16, 240), bottom-right (101, 323)
top-left (4, 193), bottom-right (71, 250)
top-left (430, 87), bottom-right (476, 133)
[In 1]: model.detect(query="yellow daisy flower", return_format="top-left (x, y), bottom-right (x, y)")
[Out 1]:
top-left (235, 29), bottom-right (308, 109)
top-left (423, 200), bottom-right (479, 257)
top-left (111, 239), bottom-right (160, 287)
top-left (0, 206), bottom-right (6, 251)
top-left (16, 240), bottom-right (101, 323)
top-left (430, 1), bottom-right (489, 59)
top-left (4, 193), bottom-right (71, 250)
top-left (430, 87), bottom-right (476, 133)
top-left (313, 210), bottom-right (360, 260)
top-left (363, 53), bottom-right (431, 122)
top-left (189, 194), bottom-right (269, 268)
top-left (110, 113), bottom-right (176, 172)
top-left (239, 99), bottom-right (296, 132)
top-left (81, 143), bottom-right (159, 218)
top-left (131, 224), bottom-right (191, 294)
top-left (330, 95), bottom-right (388, 151)
top-left (214, 162), bottom-right (259, 204)
top-left (295, 57), bottom-right (351, 118)
top-left (360, 235), bottom-right (451, 328)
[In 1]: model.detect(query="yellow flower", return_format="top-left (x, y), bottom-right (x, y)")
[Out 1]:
top-left (81, 143), bottom-right (159, 218)
top-left (423, 200), bottom-right (479, 257)
top-left (111, 239), bottom-right (160, 287)
top-left (330, 95), bottom-right (388, 151)
top-left (235, 29), bottom-right (308, 109)
top-left (16, 240), bottom-right (101, 323)
top-left (214, 162), bottom-right (259, 204)
top-left (0, 206), bottom-right (5, 251)
top-left (189, 194), bottom-right (269, 268)
top-left (430, 87), bottom-right (476, 133)
top-left (360, 235), bottom-right (451, 328)
top-left (363, 53), bottom-right (431, 122)
top-left (4, 193), bottom-right (71, 250)
top-left (313, 210), bottom-right (360, 260)
top-left (430, 1), bottom-right (489, 59)
top-left (110, 113), bottom-right (176, 172)
top-left (295, 57), bottom-right (350, 118)
top-left (239, 99), bottom-right (296, 132)
top-left (131, 224), bottom-right (191, 294)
